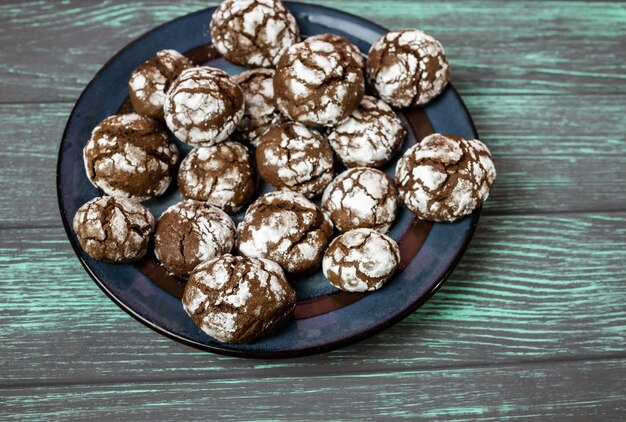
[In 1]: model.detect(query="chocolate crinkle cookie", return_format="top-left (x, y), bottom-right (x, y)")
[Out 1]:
top-left (237, 191), bottom-right (334, 275)
top-left (128, 49), bottom-right (193, 119)
top-left (396, 133), bottom-right (496, 222)
top-left (178, 142), bottom-right (257, 213)
top-left (306, 33), bottom-right (365, 69)
top-left (233, 69), bottom-right (285, 146)
top-left (274, 39), bottom-right (365, 127)
top-left (367, 29), bottom-right (450, 108)
top-left (323, 228), bottom-right (400, 292)
top-left (327, 95), bottom-right (405, 168)
top-left (256, 122), bottom-right (334, 198)
top-left (154, 200), bottom-right (236, 276)
top-left (182, 254), bottom-right (296, 343)
top-left (83, 113), bottom-right (179, 200)
top-left (322, 167), bottom-right (399, 234)
top-left (73, 196), bottom-right (154, 263)
top-left (164, 66), bottom-right (244, 146)
top-left (210, 0), bottom-right (300, 68)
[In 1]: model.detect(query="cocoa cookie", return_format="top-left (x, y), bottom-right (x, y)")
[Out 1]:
top-left (322, 167), bottom-right (398, 234)
top-left (367, 29), bottom-right (450, 108)
top-left (233, 69), bottom-right (285, 146)
top-left (396, 133), bottom-right (496, 222)
top-left (178, 142), bottom-right (257, 213)
top-left (164, 66), bottom-right (244, 146)
top-left (83, 113), bottom-right (179, 200)
top-left (256, 122), bottom-right (334, 198)
top-left (306, 33), bottom-right (365, 69)
top-left (210, 0), bottom-right (300, 68)
top-left (322, 228), bottom-right (400, 292)
top-left (72, 196), bottom-right (154, 263)
top-left (327, 95), bottom-right (405, 168)
top-left (154, 200), bottom-right (236, 276)
top-left (128, 49), bottom-right (193, 119)
top-left (182, 254), bottom-right (296, 343)
top-left (274, 39), bottom-right (365, 127)
top-left (237, 191), bottom-right (334, 275)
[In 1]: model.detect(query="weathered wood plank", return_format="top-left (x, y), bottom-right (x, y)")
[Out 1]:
top-left (3, 359), bottom-right (625, 420)
top-left (2, 212), bottom-right (625, 384)
top-left (0, 0), bottom-right (624, 102)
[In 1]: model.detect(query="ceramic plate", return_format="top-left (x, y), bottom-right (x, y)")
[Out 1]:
top-left (57, 2), bottom-right (479, 357)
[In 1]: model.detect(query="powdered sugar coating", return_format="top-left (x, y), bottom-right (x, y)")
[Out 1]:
top-left (164, 66), bottom-right (244, 146)
top-left (306, 33), bottom-right (365, 69)
top-left (322, 228), bottom-right (400, 292)
top-left (396, 133), bottom-right (496, 222)
top-left (322, 167), bottom-right (399, 234)
top-left (367, 30), bottom-right (450, 108)
top-left (328, 95), bottom-right (405, 168)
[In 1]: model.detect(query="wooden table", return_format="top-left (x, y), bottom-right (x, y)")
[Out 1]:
top-left (2, 0), bottom-right (625, 419)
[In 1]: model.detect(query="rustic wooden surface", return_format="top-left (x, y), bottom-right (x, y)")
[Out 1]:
top-left (1, 0), bottom-right (625, 419)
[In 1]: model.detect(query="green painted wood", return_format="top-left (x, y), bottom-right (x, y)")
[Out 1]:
top-left (0, 0), bottom-right (624, 103)
top-left (2, 212), bottom-right (625, 384)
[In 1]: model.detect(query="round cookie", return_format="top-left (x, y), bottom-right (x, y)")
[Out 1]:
top-left (327, 95), bottom-right (405, 168)
top-left (178, 142), bottom-right (257, 213)
top-left (237, 191), bottom-right (334, 275)
top-left (274, 39), bottom-right (365, 127)
top-left (256, 122), bottom-right (334, 198)
top-left (306, 33), bottom-right (365, 69)
top-left (154, 200), bottom-right (236, 276)
top-left (233, 69), bottom-right (285, 146)
top-left (396, 133), bottom-right (496, 222)
top-left (128, 49), bottom-right (193, 119)
top-left (322, 167), bottom-right (398, 234)
top-left (323, 228), bottom-right (400, 292)
top-left (72, 196), bottom-right (154, 263)
top-left (83, 113), bottom-right (179, 200)
top-left (182, 254), bottom-right (296, 343)
top-left (210, 0), bottom-right (300, 68)
top-left (164, 66), bottom-right (244, 146)
top-left (367, 29), bottom-right (450, 108)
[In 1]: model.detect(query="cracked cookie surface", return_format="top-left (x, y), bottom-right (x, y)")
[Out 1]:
top-left (306, 33), bottom-right (365, 69)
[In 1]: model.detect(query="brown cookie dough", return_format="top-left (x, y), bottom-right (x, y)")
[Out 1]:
top-left (256, 122), bottom-right (334, 198)
top-left (164, 66), bottom-right (244, 146)
top-left (210, 0), bottom-right (300, 68)
top-left (396, 133), bottom-right (496, 222)
top-left (83, 113), bottom-right (179, 200)
top-left (367, 29), bottom-right (450, 108)
top-left (322, 167), bottom-right (398, 234)
top-left (72, 196), bottom-right (155, 263)
top-left (182, 254), bottom-right (296, 343)
top-left (178, 142), bottom-right (257, 213)
top-left (154, 200), bottom-right (236, 276)
top-left (323, 228), bottom-right (400, 292)
top-left (128, 49), bottom-right (193, 119)
top-left (327, 95), bottom-right (405, 168)
top-left (306, 33), bottom-right (365, 69)
top-left (237, 190), bottom-right (334, 275)
top-left (232, 69), bottom-right (286, 146)
top-left (274, 39), bottom-right (365, 127)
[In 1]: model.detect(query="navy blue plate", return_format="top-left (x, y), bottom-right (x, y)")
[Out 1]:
top-left (57, 2), bottom-right (479, 357)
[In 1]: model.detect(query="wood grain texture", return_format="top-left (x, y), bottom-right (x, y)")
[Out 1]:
top-left (0, 0), bottom-right (624, 103)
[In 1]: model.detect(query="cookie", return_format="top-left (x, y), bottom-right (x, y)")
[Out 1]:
top-left (128, 49), bottom-right (193, 119)
top-left (306, 33), bottom-right (365, 69)
top-left (322, 167), bottom-right (399, 234)
top-left (83, 113), bottom-right (179, 200)
top-left (367, 29), bottom-right (450, 108)
top-left (274, 39), bottom-right (364, 127)
top-left (178, 142), bottom-right (257, 213)
top-left (322, 228), bottom-right (400, 292)
top-left (396, 133), bottom-right (496, 222)
top-left (237, 190), bottom-right (334, 275)
top-left (327, 95), bottom-right (405, 168)
top-left (256, 122), bottom-right (334, 198)
top-left (72, 196), bottom-right (154, 263)
top-left (154, 200), bottom-right (236, 276)
top-left (182, 254), bottom-right (296, 343)
top-left (210, 0), bottom-right (300, 68)
top-left (164, 66), bottom-right (244, 146)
